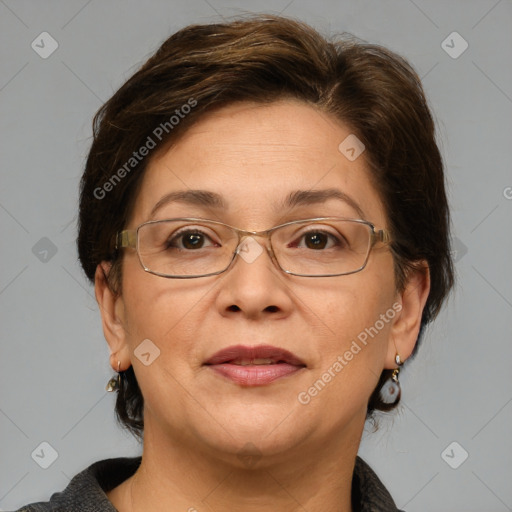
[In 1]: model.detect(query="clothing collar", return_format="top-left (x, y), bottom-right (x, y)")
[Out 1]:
top-left (24, 455), bottom-right (402, 511)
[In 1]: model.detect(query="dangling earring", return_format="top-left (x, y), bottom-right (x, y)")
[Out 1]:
top-left (380, 353), bottom-right (403, 404)
top-left (391, 353), bottom-right (403, 383)
top-left (106, 361), bottom-right (121, 392)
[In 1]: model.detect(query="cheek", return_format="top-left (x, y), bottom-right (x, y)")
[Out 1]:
top-left (119, 258), bottom-right (202, 370)
top-left (301, 262), bottom-right (395, 345)
top-left (318, 288), bottom-right (391, 371)
top-left (120, 263), bottom-right (232, 393)
top-left (295, 266), bottom-right (396, 411)
top-left (121, 253), bottom-right (198, 333)
top-left (119, 269), bottom-right (209, 427)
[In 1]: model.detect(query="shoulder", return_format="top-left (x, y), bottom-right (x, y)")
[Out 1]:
top-left (12, 456), bottom-right (141, 512)
top-left (353, 456), bottom-right (405, 512)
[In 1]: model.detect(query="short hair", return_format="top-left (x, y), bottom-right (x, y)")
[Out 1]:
top-left (77, 15), bottom-right (454, 440)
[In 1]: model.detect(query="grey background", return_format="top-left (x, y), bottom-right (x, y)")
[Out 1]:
top-left (1, 0), bottom-right (511, 510)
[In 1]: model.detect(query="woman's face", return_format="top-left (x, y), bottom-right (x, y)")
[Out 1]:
top-left (104, 100), bottom-right (409, 465)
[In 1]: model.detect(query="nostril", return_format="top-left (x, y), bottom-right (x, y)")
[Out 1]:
top-left (265, 305), bottom-right (279, 313)
top-left (227, 305), bottom-right (241, 312)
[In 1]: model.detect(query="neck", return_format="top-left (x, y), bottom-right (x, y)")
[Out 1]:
top-left (109, 416), bottom-right (365, 512)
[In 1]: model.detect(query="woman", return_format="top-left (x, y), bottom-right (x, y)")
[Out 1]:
top-left (16, 14), bottom-right (453, 512)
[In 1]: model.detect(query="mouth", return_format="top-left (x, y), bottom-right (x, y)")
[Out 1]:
top-left (203, 345), bottom-right (306, 386)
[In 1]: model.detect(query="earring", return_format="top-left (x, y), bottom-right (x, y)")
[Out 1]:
top-left (106, 361), bottom-right (121, 392)
top-left (391, 353), bottom-right (403, 383)
top-left (379, 353), bottom-right (403, 404)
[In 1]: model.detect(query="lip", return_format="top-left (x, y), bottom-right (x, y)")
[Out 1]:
top-left (204, 344), bottom-right (306, 386)
top-left (204, 345), bottom-right (305, 366)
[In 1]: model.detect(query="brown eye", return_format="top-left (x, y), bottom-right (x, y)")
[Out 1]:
top-left (181, 232), bottom-right (206, 249)
top-left (165, 229), bottom-right (218, 250)
top-left (294, 229), bottom-right (343, 250)
top-left (304, 232), bottom-right (329, 249)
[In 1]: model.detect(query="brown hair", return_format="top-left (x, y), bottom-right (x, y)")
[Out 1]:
top-left (77, 15), bottom-right (454, 440)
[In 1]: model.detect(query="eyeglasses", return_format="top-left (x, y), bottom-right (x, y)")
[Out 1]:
top-left (115, 217), bottom-right (391, 279)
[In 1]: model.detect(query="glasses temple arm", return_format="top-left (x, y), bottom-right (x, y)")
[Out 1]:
top-left (373, 229), bottom-right (392, 245)
top-left (115, 230), bottom-right (137, 249)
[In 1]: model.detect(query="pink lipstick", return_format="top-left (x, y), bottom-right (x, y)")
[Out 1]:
top-left (204, 345), bottom-right (306, 386)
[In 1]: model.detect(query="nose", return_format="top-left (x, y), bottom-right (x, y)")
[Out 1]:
top-left (214, 235), bottom-right (294, 320)
top-left (235, 235), bottom-right (274, 266)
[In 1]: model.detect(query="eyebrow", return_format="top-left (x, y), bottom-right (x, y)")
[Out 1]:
top-left (149, 188), bottom-right (365, 219)
top-left (281, 189), bottom-right (366, 218)
top-left (150, 190), bottom-right (227, 218)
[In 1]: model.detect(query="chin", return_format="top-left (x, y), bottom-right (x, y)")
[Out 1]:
top-left (189, 406), bottom-right (310, 462)
top-left (202, 430), bottom-right (306, 470)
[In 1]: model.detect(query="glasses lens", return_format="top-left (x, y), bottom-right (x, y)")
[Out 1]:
top-left (137, 220), bottom-right (237, 277)
top-left (272, 219), bottom-right (372, 276)
top-left (136, 218), bottom-right (373, 278)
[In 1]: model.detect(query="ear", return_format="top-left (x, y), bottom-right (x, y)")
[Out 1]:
top-left (94, 262), bottom-right (131, 371)
top-left (385, 262), bottom-right (431, 369)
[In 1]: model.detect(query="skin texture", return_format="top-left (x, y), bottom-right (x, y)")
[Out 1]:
top-left (95, 100), bottom-right (430, 512)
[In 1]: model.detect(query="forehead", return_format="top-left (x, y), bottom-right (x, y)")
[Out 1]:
top-left (131, 100), bottom-right (386, 227)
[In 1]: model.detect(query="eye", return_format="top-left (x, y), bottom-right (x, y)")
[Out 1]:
top-left (294, 229), bottom-right (345, 250)
top-left (166, 228), bottom-right (219, 250)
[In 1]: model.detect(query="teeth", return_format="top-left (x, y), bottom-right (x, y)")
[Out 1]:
top-left (233, 358), bottom-right (276, 366)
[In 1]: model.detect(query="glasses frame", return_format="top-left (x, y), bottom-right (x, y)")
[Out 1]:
top-left (115, 217), bottom-right (392, 279)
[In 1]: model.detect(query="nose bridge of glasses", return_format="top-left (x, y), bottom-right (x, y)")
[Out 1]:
top-left (231, 228), bottom-right (279, 270)
top-left (234, 229), bottom-right (272, 253)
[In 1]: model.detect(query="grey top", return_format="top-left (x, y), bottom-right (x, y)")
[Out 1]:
top-left (13, 455), bottom-right (404, 511)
